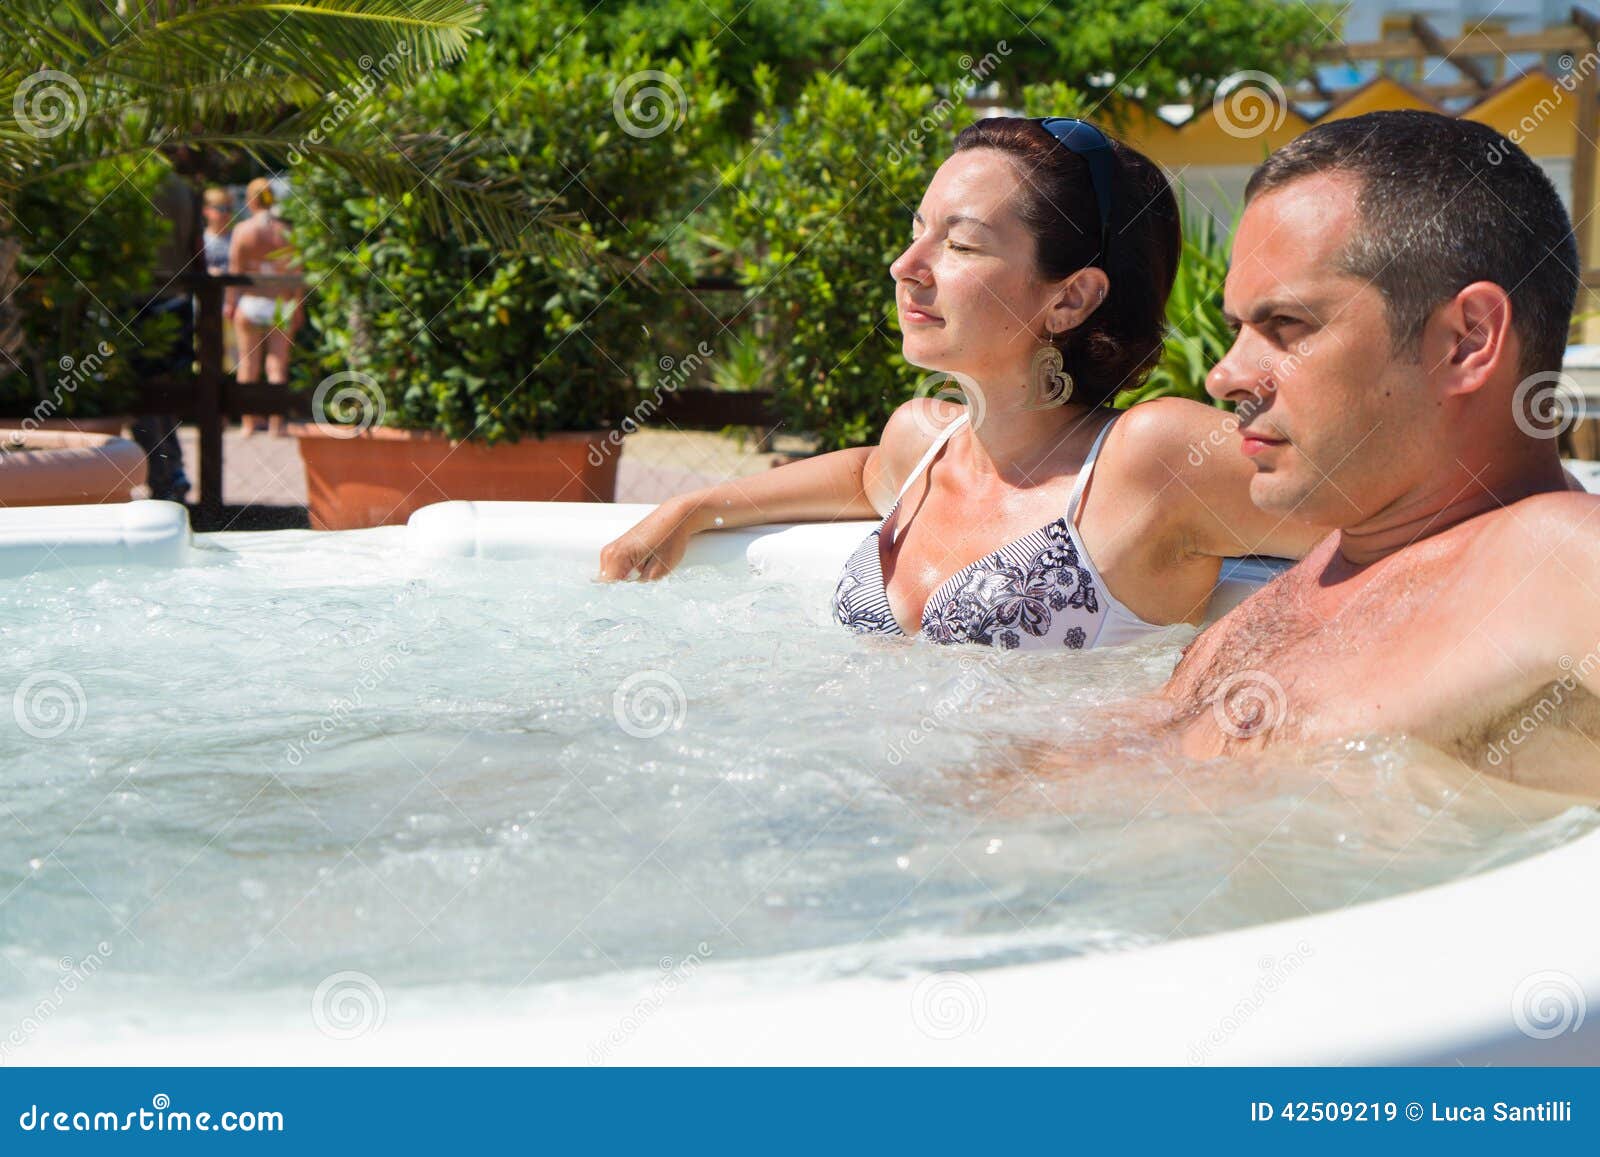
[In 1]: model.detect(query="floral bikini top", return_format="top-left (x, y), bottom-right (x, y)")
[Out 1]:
top-left (831, 411), bottom-right (1171, 651)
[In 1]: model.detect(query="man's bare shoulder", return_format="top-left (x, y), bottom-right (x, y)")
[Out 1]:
top-left (1472, 489), bottom-right (1600, 564)
top-left (1464, 490), bottom-right (1600, 661)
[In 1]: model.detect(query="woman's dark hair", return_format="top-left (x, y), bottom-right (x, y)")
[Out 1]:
top-left (952, 118), bottom-right (1180, 407)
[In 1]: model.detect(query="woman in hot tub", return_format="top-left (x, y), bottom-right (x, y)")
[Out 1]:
top-left (598, 117), bottom-right (1325, 650)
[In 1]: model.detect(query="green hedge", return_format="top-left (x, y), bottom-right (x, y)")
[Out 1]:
top-left (4, 157), bottom-right (173, 419)
top-left (290, 32), bottom-right (730, 441)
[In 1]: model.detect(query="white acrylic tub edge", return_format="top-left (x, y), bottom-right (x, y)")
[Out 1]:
top-left (405, 500), bottom-right (1278, 622)
top-left (29, 822), bottom-right (1600, 1066)
top-left (0, 499), bottom-right (190, 577)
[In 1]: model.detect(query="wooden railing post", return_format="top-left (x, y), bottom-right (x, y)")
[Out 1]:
top-left (194, 275), bottom-right (225, 518)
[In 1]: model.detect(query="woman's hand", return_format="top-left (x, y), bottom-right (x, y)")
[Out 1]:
top-left (597, 497), bottom-right (706, 582)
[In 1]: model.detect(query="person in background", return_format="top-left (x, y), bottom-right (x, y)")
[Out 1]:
top-left (229, 177), bottom-right (303, 438)
top-left (201, 186), bottom-right (234, 275)
top-left (131, 167), bottom-right (197, 503)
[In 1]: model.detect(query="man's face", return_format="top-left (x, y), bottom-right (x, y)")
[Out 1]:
top-left (1208, 173), bottom-right (1431, 527)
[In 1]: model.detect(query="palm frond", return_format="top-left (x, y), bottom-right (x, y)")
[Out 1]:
top-left (0, 0), bottom-right (483, 188)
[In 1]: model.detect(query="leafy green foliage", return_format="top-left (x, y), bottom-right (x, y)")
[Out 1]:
top-left (0, 1), bottom-right (531, 246)
top-left (290, 34), bottom-right (731, 440)
top-left (822, 0), bottom-right (1333, 113)
top-left (3, 157), bottom-right (173, 416)
top-left (712, 67), bottom-right (960, 450)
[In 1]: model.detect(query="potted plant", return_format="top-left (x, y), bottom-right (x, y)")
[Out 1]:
top-left (287, 29), bottom-right (730, 529)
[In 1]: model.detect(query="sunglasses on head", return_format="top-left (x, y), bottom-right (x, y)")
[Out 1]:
top-left (1035, 117), bottom-right (1114, 267)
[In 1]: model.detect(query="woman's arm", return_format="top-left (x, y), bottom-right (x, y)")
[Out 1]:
top-left (596, 446), bottom-right (879, 581)
top-left (1117, 397), bottom-right (1329, 561)
top-left (596, 397), bottom-right (960, 581)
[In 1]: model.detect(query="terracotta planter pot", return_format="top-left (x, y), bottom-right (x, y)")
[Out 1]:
top-left (0, 428), bottom-right (147, 506)
top-left (289, 424), bottom-right (621, 530)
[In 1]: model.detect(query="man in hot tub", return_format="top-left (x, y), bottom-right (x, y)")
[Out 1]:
top-left (1155, 110), bottom-right (1599, 793)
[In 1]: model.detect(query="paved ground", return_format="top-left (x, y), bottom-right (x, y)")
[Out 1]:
top-left (171, 424), bottom-right (803, 511)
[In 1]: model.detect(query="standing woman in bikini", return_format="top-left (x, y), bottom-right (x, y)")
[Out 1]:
top-left (599, 118), bottom-right (1330, 650)
top-left (228, 177), bottom-right (304, 437)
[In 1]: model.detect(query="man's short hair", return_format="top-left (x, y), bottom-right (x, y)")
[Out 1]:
top-left (1244, 109), bottom-right (1578, 377)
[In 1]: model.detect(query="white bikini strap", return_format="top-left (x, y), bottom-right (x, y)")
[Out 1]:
top-left (892, 409), bottom-right (971, 507)
top-left (1066, 415), bottom-right (1119, 522)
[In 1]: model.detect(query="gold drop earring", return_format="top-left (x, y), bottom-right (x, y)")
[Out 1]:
top-left (1023, 336), bottom-right (1074, 410)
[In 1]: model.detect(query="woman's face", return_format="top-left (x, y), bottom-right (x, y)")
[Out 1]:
top-left (889, 148), bottom-right (1068, 387)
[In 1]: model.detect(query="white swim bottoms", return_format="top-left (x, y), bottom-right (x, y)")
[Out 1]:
top-left (237, 295), bottom-right (284, 327)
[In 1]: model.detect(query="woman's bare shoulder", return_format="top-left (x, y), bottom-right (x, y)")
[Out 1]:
top-left (865, 397), bottom-right (967, 514)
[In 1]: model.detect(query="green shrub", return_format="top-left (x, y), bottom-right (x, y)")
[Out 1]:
top-left (290, 33), bottom-right (730, 441)
top-left (3, 156), bottom-right (173, 418)
top-left (712, 67), bottom-right (964, 450)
